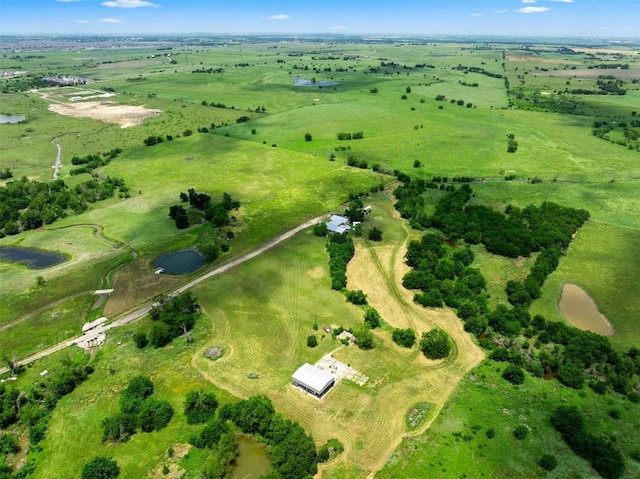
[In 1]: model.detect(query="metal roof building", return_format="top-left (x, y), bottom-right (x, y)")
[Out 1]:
top-left (326, 215), bottom-right (351, 234)
top-left (292, 363), bottom-right (335, 397)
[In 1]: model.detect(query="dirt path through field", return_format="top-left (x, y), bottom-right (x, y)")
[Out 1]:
top-left (342, 209), bottom-right (485, 477)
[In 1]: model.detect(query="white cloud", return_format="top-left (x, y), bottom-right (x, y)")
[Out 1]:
top-left (470, 13), bottom-right (482, 17)
top-left (76, 19), bottom-right (90, 23)
top-left (330, 25), bottom-right (348, 31)
top-left (101, 0), bottom-right (158, 8)
top-left (266, 14), bottom-right (290, 20)
top-left (98, 17), bottom-right (123, 23)
top-left (522, 0), bottom-right (536, 3)
top-left (493, 9), bottom-right (509, 13)
top-left (515, 6), bottom-right (550, 13)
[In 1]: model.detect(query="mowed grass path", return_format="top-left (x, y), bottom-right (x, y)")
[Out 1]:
top-left (192, 193), bottom-right (483, 477)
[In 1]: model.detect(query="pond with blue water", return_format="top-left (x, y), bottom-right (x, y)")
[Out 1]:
top-left (152, 250), bottom-right (206, 274)
top-left (0, 114), bottom-right (26, 124)
top-left (0, 246), bottom-right (67, 269)
top-left (293, 77), bottom-right (339, 87)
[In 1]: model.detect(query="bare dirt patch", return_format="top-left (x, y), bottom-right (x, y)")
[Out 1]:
top-left (48, 101), bottom-right (161, 128)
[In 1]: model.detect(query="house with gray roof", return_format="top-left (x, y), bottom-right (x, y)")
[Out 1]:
top-left (326, 214), bottom-right (351, 234)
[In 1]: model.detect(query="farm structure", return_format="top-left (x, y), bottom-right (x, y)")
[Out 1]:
top-left (292, 363), bottom-right (335, 398)
top-left (326, 215), bottom-right (351, 234)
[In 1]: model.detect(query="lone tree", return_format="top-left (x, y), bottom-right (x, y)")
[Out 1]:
top-left (184, 390), bottom-right (218, 424)
top-left (368, 227), bottom-right (383, 242)
top-left (304, 133), bottom-right (312, 141)
top-left (81, 456), bottom-right (120, 479)
top-left (420, 328), bottom-right (451, 359)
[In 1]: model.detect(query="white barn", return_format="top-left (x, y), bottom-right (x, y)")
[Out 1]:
top-left (326, 215), bottom-right (351, 234)
top-left (292, 363), bottom-right (335, 397)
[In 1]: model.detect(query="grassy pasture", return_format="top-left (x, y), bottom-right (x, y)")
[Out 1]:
top-left (376, 359), bottom-right (640, 479)
top-left (26, 319), bottom-right (237, 479)
top-left (2, 40), bottom-right (640, 479)
top-left (530, 221), bottom-right (640, 350)
top-left (0, 225), bottom-right (129, 357)
top-left (1, 132), bottom-right (383, 357)
top-left (191, 194), bottom-right (483, 476)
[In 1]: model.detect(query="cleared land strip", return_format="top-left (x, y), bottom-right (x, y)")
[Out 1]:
top-left (0, 214), bottom-right (328, 376)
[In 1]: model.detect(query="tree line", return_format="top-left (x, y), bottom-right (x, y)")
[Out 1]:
top-left (0, 175), bottom-right (128, 237)
top-left (0, 356), bottom-right (94, 478)
top-left (393, 172), bottom-right (638, 473)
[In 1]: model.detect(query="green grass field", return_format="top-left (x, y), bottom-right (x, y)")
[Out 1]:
top-left (377, 359), bottom-right (640, 479)
top-left (1, 39), bottom-right (639, 479)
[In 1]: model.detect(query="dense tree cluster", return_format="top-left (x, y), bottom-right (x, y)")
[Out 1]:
top-left (403, 233), bottom-right (486, 318)
top-left (169, 189), bottom-right (240, 230)
top-left (69, 148), bottom-right (122, 175)
top-left (326, 233), bottom-right (355, 290)
top-left (141, 292), bottom-right (200, 348)
top-left (0, 175), bottom-right (128, 237)
top-left (102, 376), bottom-right (173, 443)
top-left (431, 185), bottom-right (589, 258)
top-left (420, 328), bottom-right (452, 360)
top-left (394, 175), bottom-right (640, 397)
top-left (219, 395), bottom-right (318, 479)
top-left (551, 406), bottom-right (625, 479)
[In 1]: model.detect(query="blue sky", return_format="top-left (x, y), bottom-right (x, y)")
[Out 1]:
top-left (1, 0), bottom-right (638, 37)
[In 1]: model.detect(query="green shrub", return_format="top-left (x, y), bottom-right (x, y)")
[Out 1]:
top-left (538, 454), bottom-right (558, 471)
top-left (392, 328), bottom-right (416, 348)
top-left (420, 328), bottom-right (451, 359)
top-left (513, 425), bottom-right (528, 440)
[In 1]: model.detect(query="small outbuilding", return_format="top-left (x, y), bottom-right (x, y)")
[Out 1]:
top-left (292, 363), bottom-right (335, 397)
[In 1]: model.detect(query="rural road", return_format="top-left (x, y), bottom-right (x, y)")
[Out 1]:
top-left (0, 214), bottom-right (327, 376)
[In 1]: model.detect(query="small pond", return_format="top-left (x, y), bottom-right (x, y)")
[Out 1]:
top-left (152, 250), bottom-right (205, 275)
top-left (559, 283), bottom-right (614, 336)
top-left (232, 434), bottom-right (272, 479)
top-left (0, 246), bottom-right (67, 269)
top-left (0, 114), bottom-right (25, 124)
top-left (293, 77), bottom-right (339, 87)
